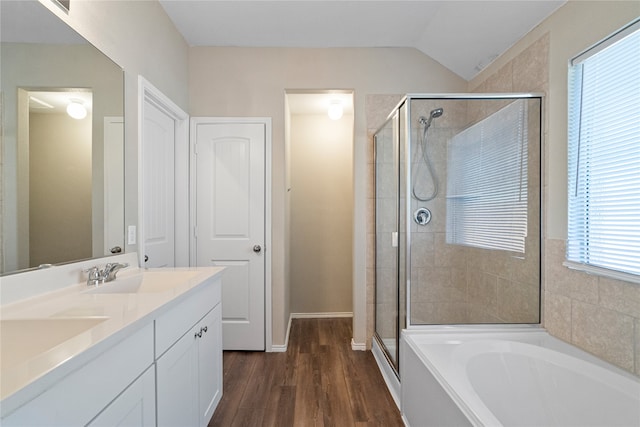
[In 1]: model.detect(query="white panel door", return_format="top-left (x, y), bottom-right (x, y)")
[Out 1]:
top-left (195, 121), bottom-right (265, 351)
top-left (142, 100), bottom-right (175, 268)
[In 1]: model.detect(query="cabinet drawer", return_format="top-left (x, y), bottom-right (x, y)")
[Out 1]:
top-left (2, 323), bottom-right (154, 426)
top-left (155, 277), bottom-right (221, 357)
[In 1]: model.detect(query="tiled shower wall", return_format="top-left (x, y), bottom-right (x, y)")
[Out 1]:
top-left (367, 95), bottom-right (403, 343)
top-left (409, 98), bottom-right (541, 325)
top-left (373, 119), bottom-right (399, 342)
top-left (407, 100), bottom-right (468, 324)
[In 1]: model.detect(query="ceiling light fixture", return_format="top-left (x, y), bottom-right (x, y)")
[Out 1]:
top-left (328, 100), bottom-right (343, 120)
top-left (66, 99), bottom-right (87, 120)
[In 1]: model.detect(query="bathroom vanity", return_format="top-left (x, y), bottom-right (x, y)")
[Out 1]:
top-left (0, 254), bottom-right (224, 426)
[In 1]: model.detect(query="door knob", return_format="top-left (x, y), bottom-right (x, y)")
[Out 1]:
top-left (144, 255), bottom-right (149, 262)
top-left (253, 245), bottom-right (262, 253)
top-left (110, 246), bottom-right (122, 254)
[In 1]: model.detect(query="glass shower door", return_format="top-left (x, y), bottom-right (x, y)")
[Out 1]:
top-left (374, 112), bottom-right (400, 371)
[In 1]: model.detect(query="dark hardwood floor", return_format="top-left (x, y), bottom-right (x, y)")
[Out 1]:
top-left (209, 318), bottom-right (404, 427)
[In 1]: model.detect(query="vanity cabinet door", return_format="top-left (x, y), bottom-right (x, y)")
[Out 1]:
top-left (156, 302), bottom-right (222, 427)
top-left (156, 323), bottom-right (200, 427)
top-left (87, 366), bottom-right (156, 427)
top-left (199, 303), bottom-right (222, 425)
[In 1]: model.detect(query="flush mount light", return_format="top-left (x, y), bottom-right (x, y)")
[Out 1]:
top-left (327, 100), bottom-right (343, 120)
top-left (66, 99), bottom-right (87, 120)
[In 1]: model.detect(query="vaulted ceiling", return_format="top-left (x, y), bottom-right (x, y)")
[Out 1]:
top-left (160, 0), bottom-right (566, 81)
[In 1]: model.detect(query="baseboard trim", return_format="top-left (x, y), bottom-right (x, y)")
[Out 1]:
top-left (351, 339), bottom-right (367, 351)
top-left (270, 314), bottom-right (293, 353)
top-left (291, 312), bottom-right (353, 319)
top-left (271, 313), bottom-right (356, 353)
top-left (270, 344), bottom-right (287, 352)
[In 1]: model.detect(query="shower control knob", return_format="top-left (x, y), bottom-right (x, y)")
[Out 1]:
top-left (253, 245), bottom-right (262, 253)
top-left (414, 207), bottom-right (432, 226)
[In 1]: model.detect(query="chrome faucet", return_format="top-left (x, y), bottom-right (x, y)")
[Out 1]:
top-left (103, 262), bottom-right (129, 282)
top-left (84, 262), bottom-right (130, 286)
top-left (84, 266), bottom-right (103, 286)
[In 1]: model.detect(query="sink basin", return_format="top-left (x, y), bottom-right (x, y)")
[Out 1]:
top-left (0, 317), bottom-right (108, 370)
top-left (84, 271), bottom-right (202, 294)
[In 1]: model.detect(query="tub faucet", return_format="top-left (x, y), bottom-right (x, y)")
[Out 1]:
top-left (102, 262), bottom-right (129, 282)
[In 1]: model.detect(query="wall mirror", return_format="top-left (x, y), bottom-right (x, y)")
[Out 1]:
top-left (1, 0), bottom-right (125, 275)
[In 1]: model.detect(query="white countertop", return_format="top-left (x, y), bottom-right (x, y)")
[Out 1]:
top-left (0, 264), bottom-right (224, 413)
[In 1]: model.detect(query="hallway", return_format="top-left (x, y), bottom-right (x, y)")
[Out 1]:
top-left (209, 318), bottom-right (403, 426)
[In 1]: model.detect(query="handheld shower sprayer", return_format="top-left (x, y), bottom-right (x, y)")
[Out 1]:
top-left (413, 107), bottom-right (444, 203)
top-left (418, 108), bottom-right (444, 130)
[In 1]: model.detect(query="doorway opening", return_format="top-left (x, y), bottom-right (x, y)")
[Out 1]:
top-left (285, 90), bottom-right (355, 318)
top-left (16, 89), bottom-right (96, 269)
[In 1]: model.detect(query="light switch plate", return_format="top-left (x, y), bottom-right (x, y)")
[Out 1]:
top-left (128, 225), bottom-right (136, 245)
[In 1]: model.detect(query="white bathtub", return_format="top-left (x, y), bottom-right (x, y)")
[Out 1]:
top-left (400, 327), bottom-right (640, 427)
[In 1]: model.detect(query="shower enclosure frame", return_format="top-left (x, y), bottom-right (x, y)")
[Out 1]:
top-left (373, 93), bottom-right (544, 382)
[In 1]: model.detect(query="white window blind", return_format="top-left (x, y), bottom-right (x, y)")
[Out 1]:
top-left (567, 20), bottom-right (640, 280)
top-left (446, 99), bottom-right (528, 253)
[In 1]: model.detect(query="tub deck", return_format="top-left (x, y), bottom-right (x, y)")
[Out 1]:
top-left (400, 327), bottom-right (640, 427)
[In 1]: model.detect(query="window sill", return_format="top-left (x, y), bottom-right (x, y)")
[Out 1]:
top-left (563, 261), bottom-right (640, 286)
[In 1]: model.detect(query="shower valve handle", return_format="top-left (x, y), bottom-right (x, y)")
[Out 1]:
top-left (414, 208), bottom-right (432, 226)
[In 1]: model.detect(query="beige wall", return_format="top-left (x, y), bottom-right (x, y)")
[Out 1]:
top-left (29, 113), bottom-right (92, 267)
top-left (189, 46), bottom-right (467, 346)
top-left (471, 1), bottom-right (640, 375)
top-left (290, 113), bottom-right (354, 314)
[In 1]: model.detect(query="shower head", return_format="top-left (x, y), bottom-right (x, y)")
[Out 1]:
top-left (419, 107), bottom-right (444, 129)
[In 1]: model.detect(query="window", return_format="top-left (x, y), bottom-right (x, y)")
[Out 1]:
top-left (566, 19), bottom-right (640, 282)
top-left (446, 99), bottom-right (528, 253)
